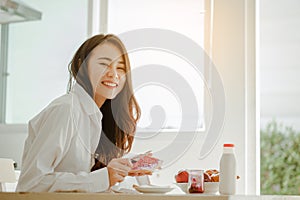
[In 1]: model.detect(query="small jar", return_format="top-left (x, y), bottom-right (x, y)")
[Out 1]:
top-left (188, 169), bottom-right (204, 193)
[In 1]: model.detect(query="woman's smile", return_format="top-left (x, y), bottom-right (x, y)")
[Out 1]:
top-left (101, 80), bottom-right (119, 88)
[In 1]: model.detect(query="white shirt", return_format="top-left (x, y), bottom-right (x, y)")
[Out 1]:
top-left (16, 83), bottom-right (109, 192)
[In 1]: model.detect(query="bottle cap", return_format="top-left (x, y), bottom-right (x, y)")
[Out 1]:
top-left (224, 143), bottom-right (234, 147)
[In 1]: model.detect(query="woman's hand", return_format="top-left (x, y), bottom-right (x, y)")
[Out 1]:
top-left (107, 158), bottom-right (133, 187)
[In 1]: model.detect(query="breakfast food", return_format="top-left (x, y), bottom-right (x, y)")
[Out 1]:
top-left (175, 169), bottom-right (220, 183)
top-left (188, 170), bottom-right (205, 193)
top-left (128, 153), bottom-right (162, 176)
top-left (175, 169), bottom-right (240, 183)
top-left (204, 172), bottom-right (212, 182)
top-left (205, 169), bottom-right (219, 176)
top-left (189, 182), bottom-right (204, 193)
top-left (175, 170), bottom-right (189, 183)
top-left (204, 169), bottom-right (220, 182)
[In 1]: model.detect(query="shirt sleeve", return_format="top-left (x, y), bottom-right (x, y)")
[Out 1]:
top-left (16, 103), bottom-right (109, 192)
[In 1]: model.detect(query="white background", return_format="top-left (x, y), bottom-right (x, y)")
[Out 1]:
top-left (0, 0), bottom-right (261, 194)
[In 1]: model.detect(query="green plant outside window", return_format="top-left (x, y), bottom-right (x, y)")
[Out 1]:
top-left (261, 121), bottom-right (300, 195)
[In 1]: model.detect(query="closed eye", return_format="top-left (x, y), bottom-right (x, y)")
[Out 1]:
top-left (98, 63), bottom-right (109, 66)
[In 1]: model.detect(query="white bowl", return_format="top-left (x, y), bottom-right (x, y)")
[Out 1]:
top-left (174, 183), bottom-right (188, 193)
top-left (204, 182), bottom-right (219, 194)
top-left (175, 182), bottom-right (219, 194)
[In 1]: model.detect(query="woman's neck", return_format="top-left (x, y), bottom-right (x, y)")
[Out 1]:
top-left (94, 94), bottom-right (106, 108)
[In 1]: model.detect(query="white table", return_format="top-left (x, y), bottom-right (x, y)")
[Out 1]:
top-left (0, 192), bottom-right (300, 200)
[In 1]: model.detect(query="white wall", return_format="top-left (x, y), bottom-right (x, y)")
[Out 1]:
top-left (0, 125), bottom-right (27, 170)
top-left (206, 0), bottom-right (257, 194)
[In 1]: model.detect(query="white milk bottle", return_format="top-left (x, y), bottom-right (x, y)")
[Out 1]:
top-left (219, 143), bottom-right (237, 195)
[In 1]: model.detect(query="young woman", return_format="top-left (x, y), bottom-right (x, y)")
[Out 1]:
top-left (16, 34), bottom-right (142, 192)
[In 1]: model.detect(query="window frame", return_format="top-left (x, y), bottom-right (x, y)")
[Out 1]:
top-left (0, 24), bottom-right (9, 123)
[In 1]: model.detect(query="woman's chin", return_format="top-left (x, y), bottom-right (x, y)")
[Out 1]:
top-left (95, 90), bottom-right (119, 100)
top-left (104, 93), bottom-right (118, 100)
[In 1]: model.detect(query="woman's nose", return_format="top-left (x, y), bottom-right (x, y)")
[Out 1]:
top-left (107, 67), bottom-right (119, 79)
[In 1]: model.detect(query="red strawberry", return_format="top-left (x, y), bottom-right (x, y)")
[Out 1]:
top-left (175, 170), bottom-right (189, 183)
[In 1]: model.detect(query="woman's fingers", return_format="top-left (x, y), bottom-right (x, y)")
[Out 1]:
top-left (109, 172), bottom-right (125, 186)
top-left (118, 158), bottom-right (133, 168)
top-left (113, 173), bottom-right (125, 183)
top-left (110, 167), bottom-right (129, 177)
top-left (107, 158), bottom-right (134, 186)
top-left (110, 159), bottom-right (132, 172)
top-left (145, 152), bottom-right (152, 157)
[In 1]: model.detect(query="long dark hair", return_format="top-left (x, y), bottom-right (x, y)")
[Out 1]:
top-left (68, 34), bottom-right (141, 170)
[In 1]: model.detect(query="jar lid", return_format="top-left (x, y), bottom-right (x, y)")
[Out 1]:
top-left (224, 143), bottom-right (234, 147)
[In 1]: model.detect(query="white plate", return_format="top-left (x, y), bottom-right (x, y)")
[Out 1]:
top-left (133, 185), bottom-right (174, 193)
top-left (175, 182), bottom-right (219, 194)
top-left (111, 184), bottom-right (139, 194)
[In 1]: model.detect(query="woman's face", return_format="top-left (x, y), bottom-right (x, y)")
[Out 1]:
top-left (87, 42), bottom-right (127, 103)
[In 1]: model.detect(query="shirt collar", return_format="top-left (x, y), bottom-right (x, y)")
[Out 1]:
top-left (71, 83), bottom-right (101, 116)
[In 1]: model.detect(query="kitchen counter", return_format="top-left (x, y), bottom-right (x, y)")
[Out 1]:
top-left (0, 192), bottom-right (300, 200)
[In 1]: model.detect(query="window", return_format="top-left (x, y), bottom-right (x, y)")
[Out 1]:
top-left (4, 0), bottom-right (88, 123)
top-left (259, 0), bottom-right (300, 195)
top-left (106, 0), bottom-right (206, 131)
top-left (2, 0), bottom-right (206, 131)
